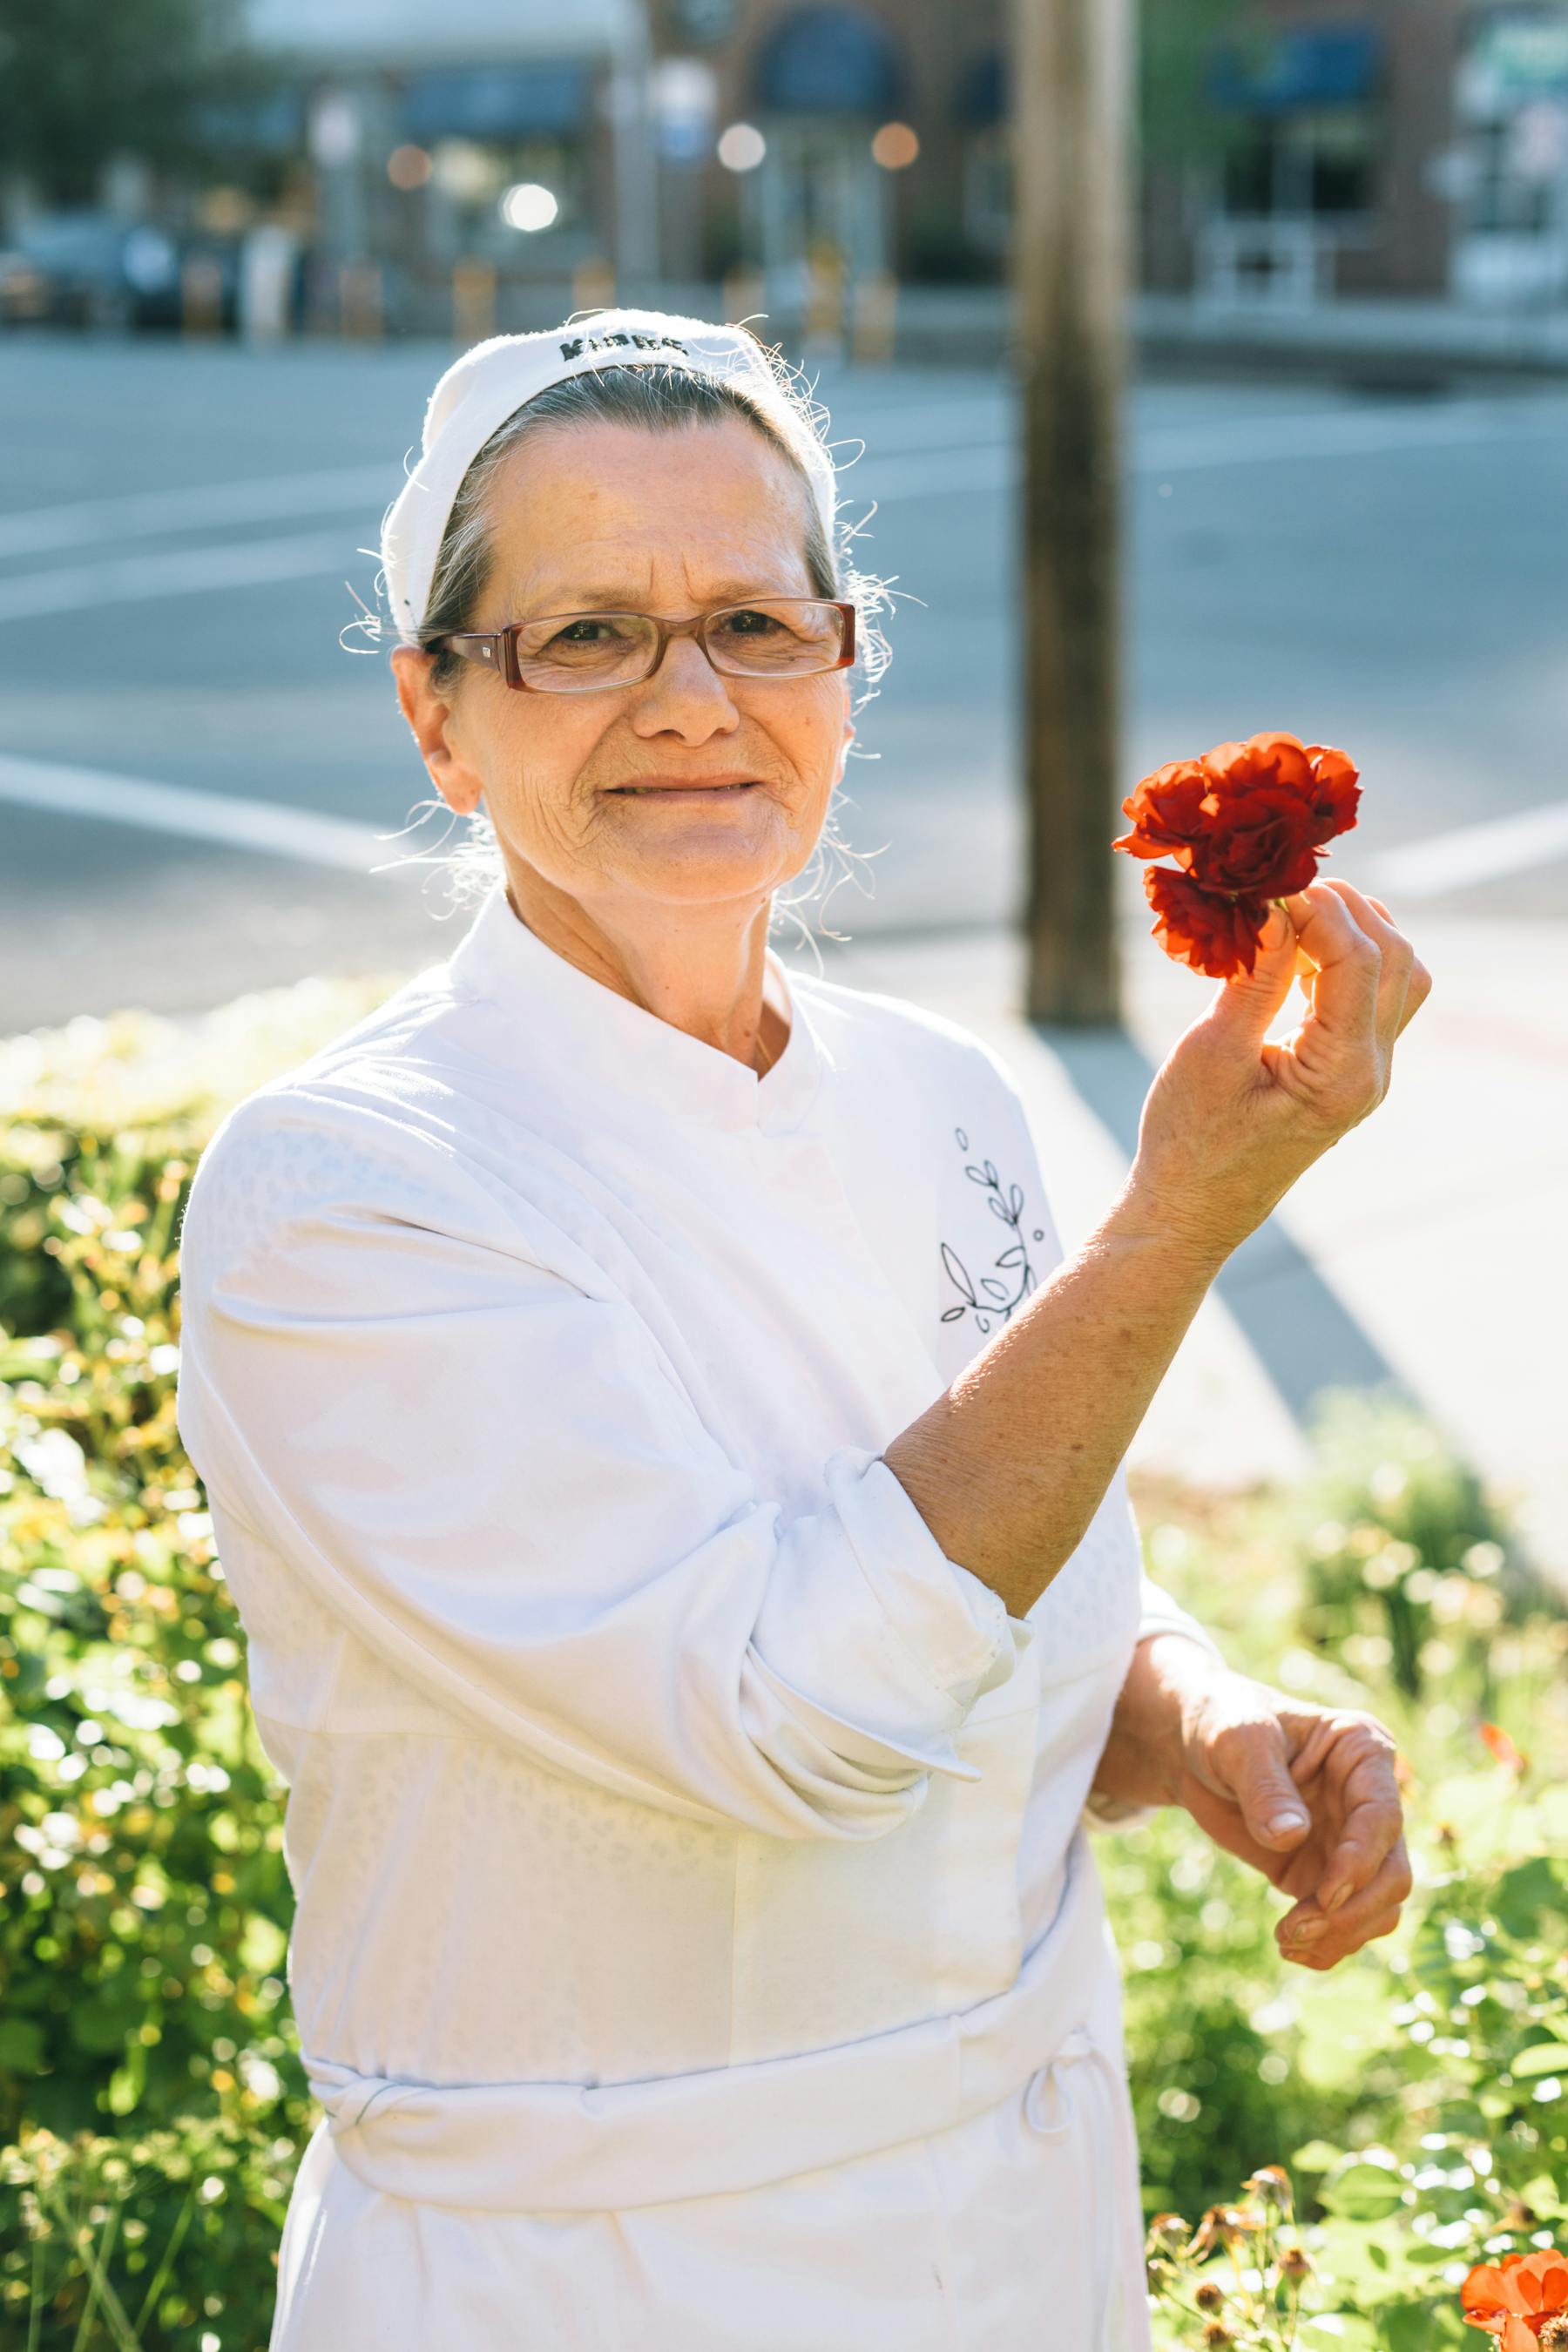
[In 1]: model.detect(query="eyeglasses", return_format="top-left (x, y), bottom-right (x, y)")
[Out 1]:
top-left (429, 598), bottom-right (857, 693)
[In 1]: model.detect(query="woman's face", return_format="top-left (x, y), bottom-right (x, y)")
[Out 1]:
top-left (392, 416), bottom-right (855, 924)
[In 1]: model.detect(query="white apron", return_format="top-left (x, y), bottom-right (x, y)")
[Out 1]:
top-left (174, 877), bottom-right (1220, 2349)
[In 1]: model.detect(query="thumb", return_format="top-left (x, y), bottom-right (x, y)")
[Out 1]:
top-left (1201, 902), bottom-right (1298, 1050)
top-left (1231, 1726), bottom-right (1312, 1850)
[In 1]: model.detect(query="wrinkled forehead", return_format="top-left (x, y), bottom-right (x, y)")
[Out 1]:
top-left (483, 414), bottom-right (820, 614)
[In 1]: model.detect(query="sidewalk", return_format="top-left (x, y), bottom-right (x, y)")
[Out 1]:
top-left (1133, 291), bottom-right (1568, 382)
top-left (447, 280), bottom-right (1568, 381)
top-left (793, 898), bottom-right (1568, 1581)
top-left (661, 280), bottom-right (1568, 378)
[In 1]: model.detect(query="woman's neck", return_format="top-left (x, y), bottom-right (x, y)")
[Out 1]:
top-left (502, 866), bottom-right (787, 1078)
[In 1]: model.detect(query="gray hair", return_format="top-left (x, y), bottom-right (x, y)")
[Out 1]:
top-left (374, 346), bottom-right (896, 949)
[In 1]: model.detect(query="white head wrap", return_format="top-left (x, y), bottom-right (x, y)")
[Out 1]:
top-left (379, 308), bottom-right (840, 644)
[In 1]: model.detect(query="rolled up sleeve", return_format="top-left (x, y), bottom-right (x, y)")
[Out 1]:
top-left (750, 1447), bottom-right (1019, 1767)
top-left (175, 1101), bottom-right (1031, 1845)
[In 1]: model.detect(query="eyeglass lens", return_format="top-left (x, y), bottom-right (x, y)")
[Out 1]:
top-left (513, 601), bottom-right (844, 689)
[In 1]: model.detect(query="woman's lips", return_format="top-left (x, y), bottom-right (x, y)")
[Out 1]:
top-left (610, 783), bottom-right (760, 799)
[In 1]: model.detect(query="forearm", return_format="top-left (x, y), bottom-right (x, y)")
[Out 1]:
top-left (882, 1185), bottom-right (1226, 1619)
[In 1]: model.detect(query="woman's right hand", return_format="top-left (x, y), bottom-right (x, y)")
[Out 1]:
top-left (1120, 875), bottom-right (1433, 1266)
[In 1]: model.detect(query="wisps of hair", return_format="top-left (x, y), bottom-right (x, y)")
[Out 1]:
top-left (356, 329), bottom-right (906, 957)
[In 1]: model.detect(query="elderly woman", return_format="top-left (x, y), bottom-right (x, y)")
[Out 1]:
top-left (174, 308), bottom-right (1429, 2351)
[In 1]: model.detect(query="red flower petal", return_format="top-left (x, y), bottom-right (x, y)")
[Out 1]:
top-left (1465, 2262), bottom-right (1518, 2319)
top-left (1184, 779), bottom-right (1325, 898)
top-left (1506, 2250), bottom-right (1568, 2314)
top-left (1144, 866), bottom-right (1273, 980)
top-left (1113, 759), bottom-right (1213, 859)
top-left (1305, 742), bottom-right (1362, 840)
top-left (1480, 1721), bottom-right (1529, 1773)
top-left (1204, 730), bottom-right (1315, 795)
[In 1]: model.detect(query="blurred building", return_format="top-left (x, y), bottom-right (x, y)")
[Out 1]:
top-left (666, 0), bottom-right (1568, 314)
top-left (1450, 4), bottom-right (1568, 304)
top-left (240, 0), bottom-right (657, 330)
top-left (227, 0), bottom-right (1568, 329)
top-left (647, 0), bottom-right (1008, 291)
top-left (1146, 0), bottom-right (1568, 309)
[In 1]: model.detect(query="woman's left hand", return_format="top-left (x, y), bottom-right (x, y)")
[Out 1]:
top-left (1171, 1665), bottom-right (1413, 1969)
top-left (1092, 1637), bottom-right (1414, 1967)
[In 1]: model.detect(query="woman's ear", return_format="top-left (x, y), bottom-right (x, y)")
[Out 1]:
top-left (391, 647), bottom-right (486, 817)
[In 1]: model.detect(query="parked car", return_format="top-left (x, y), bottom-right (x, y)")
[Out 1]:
top-left (0, 213), bottom-right (238, 332)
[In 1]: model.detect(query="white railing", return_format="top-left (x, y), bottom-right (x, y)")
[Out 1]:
top-left (1194, 215), bottom-right (1336, 309)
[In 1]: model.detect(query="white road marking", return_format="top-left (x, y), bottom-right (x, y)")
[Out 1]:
top-left (3, 747), bottom-right (1564, 898)
top-left (0, 465), bottom-right (397, 559)
top-left (1367, 799), bottom-right (1568, 899)
top-left (0, 531), bottom-right (370, 621)
top-left (865, 398), bottom-right (1568, 500)
top-left (0, 752), bottom-right (394, 870)
top-left (1139, 399), bottom-right (1568, 472)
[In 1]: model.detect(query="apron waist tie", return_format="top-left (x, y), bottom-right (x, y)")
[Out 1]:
top-left (304, 1827), bottom-right (1128, 2220)
top-left (1024, 2026), bottom-right (1149, 2352)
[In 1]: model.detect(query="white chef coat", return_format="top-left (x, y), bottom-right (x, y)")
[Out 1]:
top-left (174, 875), bottom-right (1225, 2352)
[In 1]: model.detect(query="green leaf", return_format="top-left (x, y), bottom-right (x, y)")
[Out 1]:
top-left (70, 1988), bottom-right (140, 2055)
top-left (1493, 1858), bottom-right (1568, 1941)
top-left (1511, 2044), bottom-right (1568, 2078)
top-left (0, 2015), bottom-right (46, 2072)
top-left (1301, 2315), bottom-right (1381, 2351)
top-left (1322, 2160), bottom-right (1409, 2221)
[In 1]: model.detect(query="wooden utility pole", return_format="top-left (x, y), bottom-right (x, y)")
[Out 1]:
top-left (1013, 0), bottom-right (1132, 1024)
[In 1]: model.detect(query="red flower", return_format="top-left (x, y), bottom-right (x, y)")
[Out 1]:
top-left (1144, 867), bottom-right (1274, 983)
top-left (1112, 757), bottom-right (1213, 866)
top-left (1463, 2249), bottom-right (1568, 2349)
top-left (1113, 730), bottom-right (1361, 977)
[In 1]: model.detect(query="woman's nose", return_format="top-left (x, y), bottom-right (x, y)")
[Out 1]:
top-left (629, 632), bottom-right (740, 734)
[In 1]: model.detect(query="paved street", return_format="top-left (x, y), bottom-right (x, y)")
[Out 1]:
top-left (3, 332), bottom-right (1565, 1567)
top-left (2, 334), bottom-right (1565, 1025)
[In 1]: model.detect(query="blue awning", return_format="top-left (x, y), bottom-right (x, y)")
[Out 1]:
top-left (196, 89), bottom-right (306, 152)
top-left (754, 4), bottom-right (908, 117)
top-left (401, 64), bottom-right (592, 144)
top-left (1208, 25), bottom-right (1382, 113)
top-left (959, 48), bottom-right (1007, 128)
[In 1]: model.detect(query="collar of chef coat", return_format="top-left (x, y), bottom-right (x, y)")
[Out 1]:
top-left (445, 876), bottom-right (828, 1139)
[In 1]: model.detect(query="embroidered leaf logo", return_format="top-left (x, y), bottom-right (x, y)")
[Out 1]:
top-left (940, 1128), bottom-right (1043, 1335)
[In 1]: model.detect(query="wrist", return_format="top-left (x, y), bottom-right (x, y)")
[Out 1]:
top-left (1131, 1633), bottom-right (1226, 1805)
top-left (1102, 1180), bottom-right (1233, 1282)
top-left (1092, 1632), bottom-right (1220, 1811)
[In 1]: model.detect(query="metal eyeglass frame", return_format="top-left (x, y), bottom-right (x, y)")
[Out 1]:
top-left (427, 598), bottom-right (858, 692)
